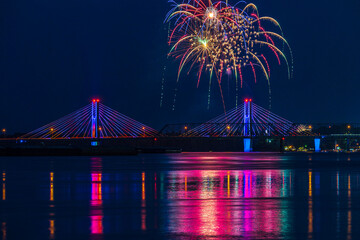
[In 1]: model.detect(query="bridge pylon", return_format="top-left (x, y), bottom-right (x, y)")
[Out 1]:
top-left (244, 99), bottom-right (252, 137)
top-left (91, 99), bottom-right (100, 139)
top-left (244, 99), bottom-right (252, 152)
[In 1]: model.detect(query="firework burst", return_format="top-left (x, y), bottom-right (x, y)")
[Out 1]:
top-left (165, 0), bottom-right (293, 108)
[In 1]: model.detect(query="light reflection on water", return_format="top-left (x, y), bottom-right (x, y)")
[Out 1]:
top-left (164, 169), bottom-right (292, 238)
top-left (49, 171), bottom-right (55, 240)
top-left (2, 172), bottom-right (5, 201)
top-left (90, 158), bottom-right (103, 239)
top-left (0, 153), bottom-right (358, 239)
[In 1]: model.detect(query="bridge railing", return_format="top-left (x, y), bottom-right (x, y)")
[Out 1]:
top-left (159, 123), bottom-right (360, 137)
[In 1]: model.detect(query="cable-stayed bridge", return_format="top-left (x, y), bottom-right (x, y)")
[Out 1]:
top-left (182, 99), bottom-right (313, 137)
top-left (21, 99), bottom-right (159, 139)
top-left (9, 98), bottom-right (358, 153)
top-left (20, 98), bottom-right (312, 140)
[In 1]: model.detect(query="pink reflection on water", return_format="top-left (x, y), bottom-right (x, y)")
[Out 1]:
top-left (167, 152), bottom-right (285, 168)
top-left (165, 168), bottom-right (292, 238)
top-left (90, 158), bottom-right (103, 238)
top-left (244, 170), bottom-right (252, 198)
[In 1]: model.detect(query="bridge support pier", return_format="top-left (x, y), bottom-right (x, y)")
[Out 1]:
top-left (244, 138), bottom-right (252, 152)
top-left (314, 138), bottom-right (321, 152)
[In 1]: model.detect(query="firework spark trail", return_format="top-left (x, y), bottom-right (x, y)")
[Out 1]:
top-left (166, 0), bottom-right (293, 110)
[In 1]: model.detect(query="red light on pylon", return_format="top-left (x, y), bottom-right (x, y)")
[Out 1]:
top-left (249, 99), bottom-right (252, 102)
top-left (245, 99), bottom-right (248, 102)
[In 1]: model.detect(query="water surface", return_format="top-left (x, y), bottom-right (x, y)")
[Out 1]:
top-left (0, 153), bottom-right (359, 239)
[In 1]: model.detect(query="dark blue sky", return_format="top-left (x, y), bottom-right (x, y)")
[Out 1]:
top-left (1, 0), bottom-right (360, 133)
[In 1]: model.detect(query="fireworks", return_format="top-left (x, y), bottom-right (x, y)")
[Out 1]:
top-left (165, 0), bottom-right (293, 107)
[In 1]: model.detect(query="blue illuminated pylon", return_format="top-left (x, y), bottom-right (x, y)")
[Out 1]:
top-left (243, 99), bottom-right (252, 152)
top-left (91, 99), bottom-right (100, 139)
top-left (243, 99), bottom-right (252, 137)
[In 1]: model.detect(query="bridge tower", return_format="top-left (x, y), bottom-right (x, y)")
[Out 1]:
top-left (91, 99), bottom-right (100, 139)
top-left (244, 99), bottom-right (252, 136)
top-left (243, 99), bottom-right (252, 152)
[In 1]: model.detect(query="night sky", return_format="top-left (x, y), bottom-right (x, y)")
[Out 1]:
top-left (1, 0), bottom-right (360, 134)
